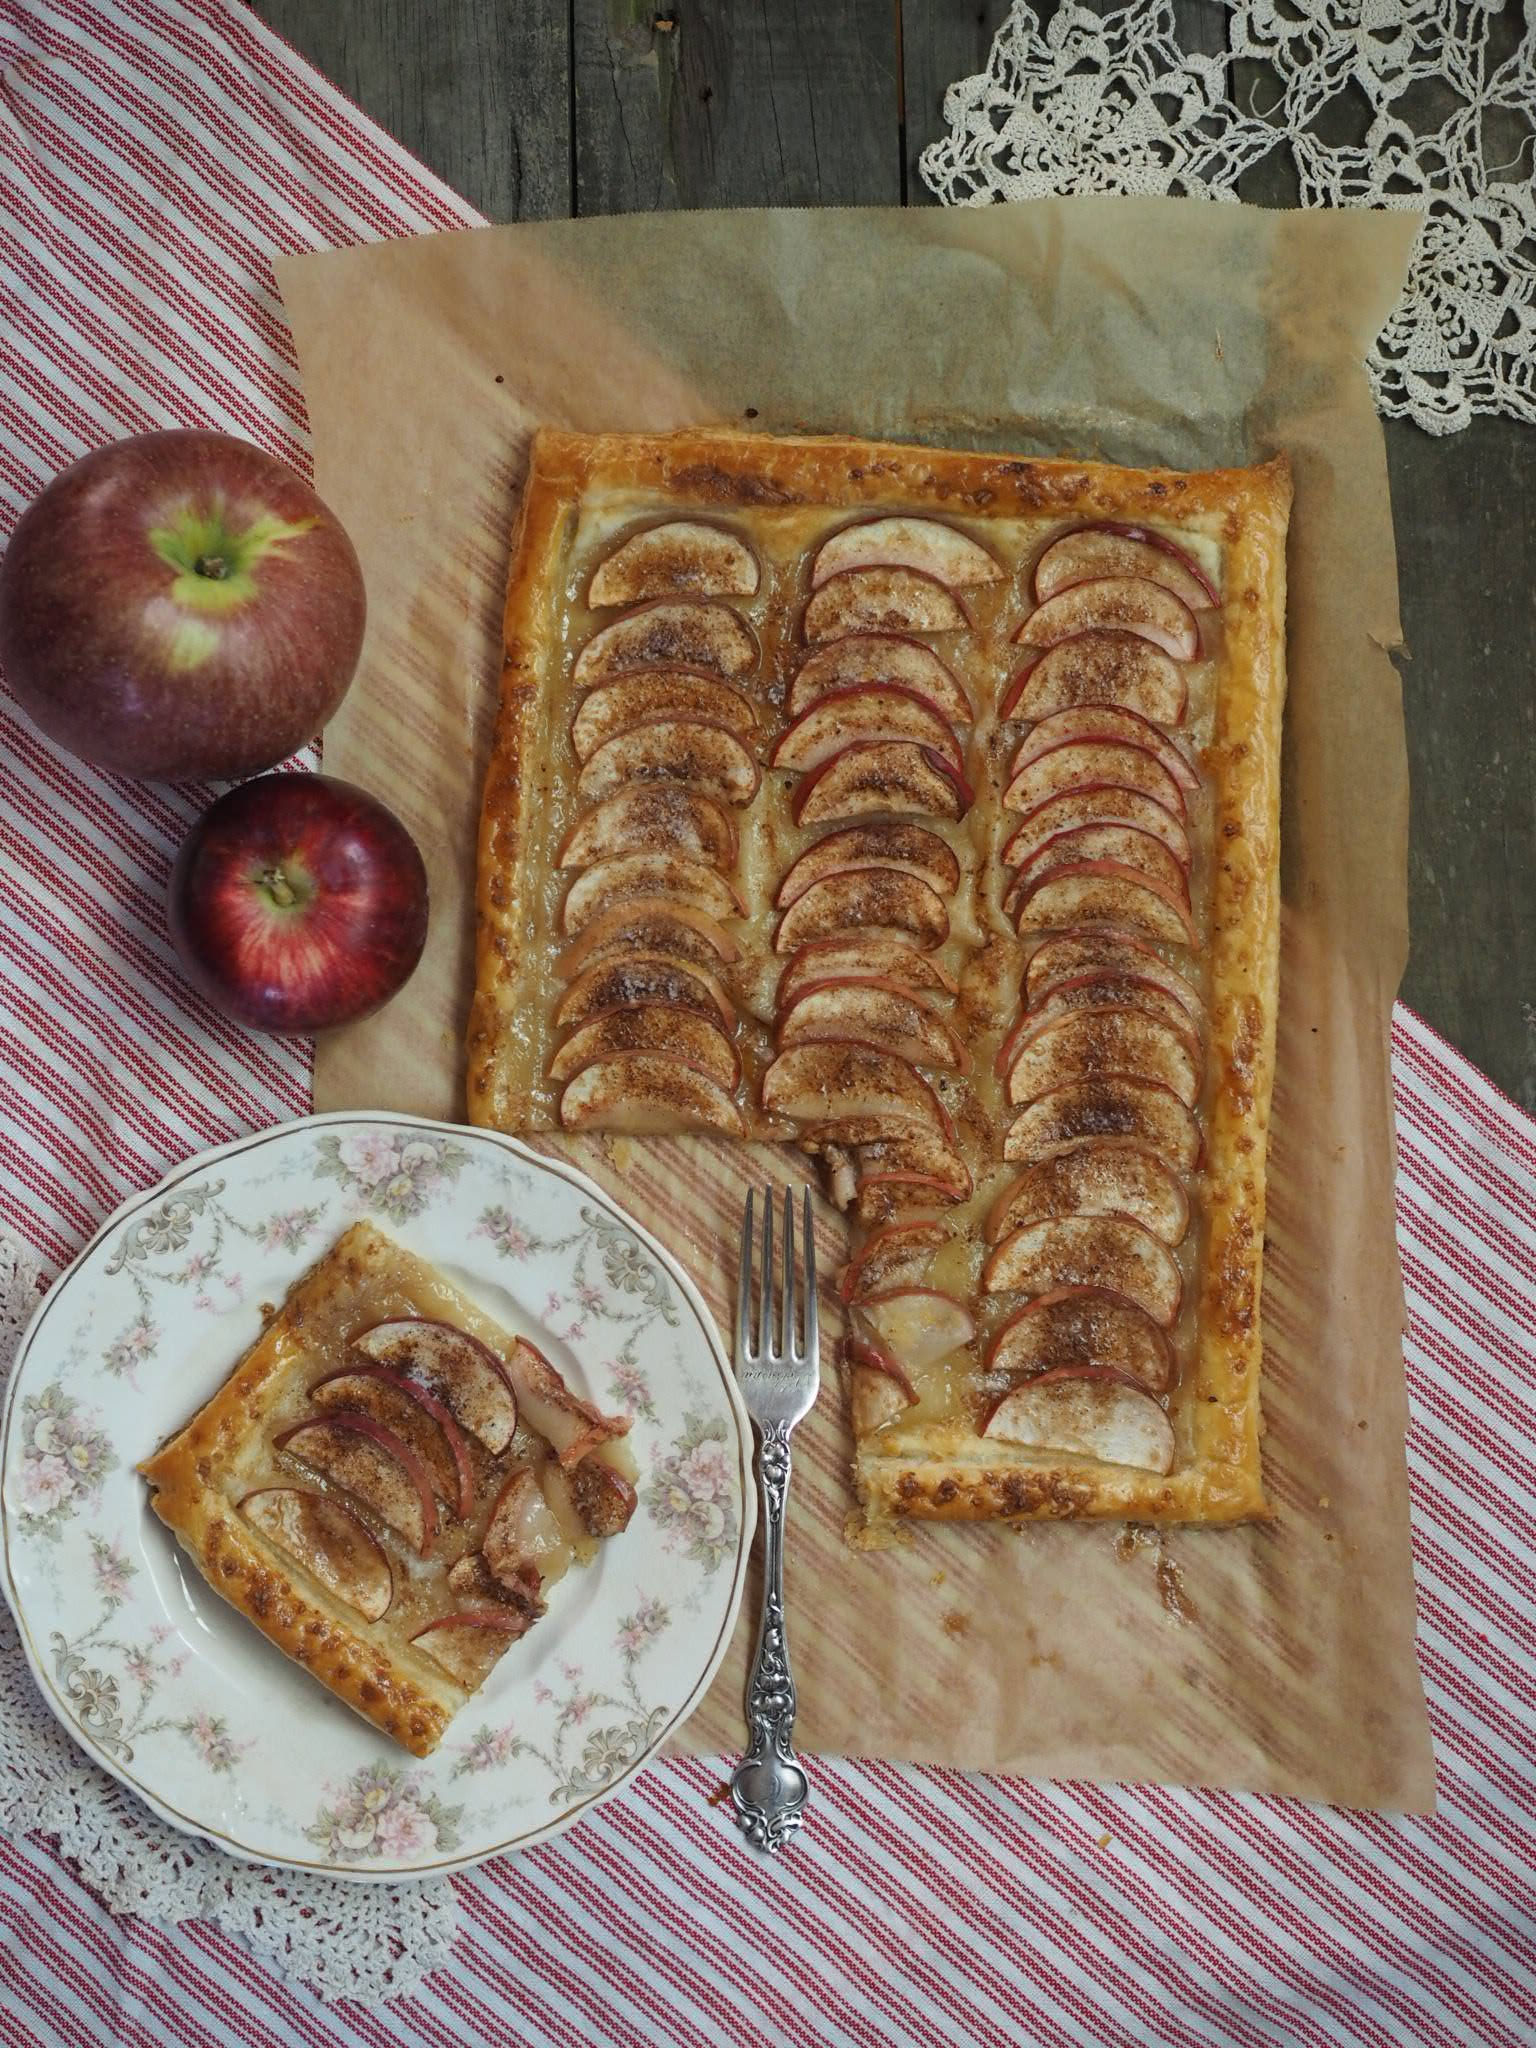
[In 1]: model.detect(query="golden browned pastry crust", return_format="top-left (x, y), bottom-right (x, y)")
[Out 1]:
top-left (471, 427), bottom-right (1290, 1528)
top-left (140, 1223), bottom-right (501, 1756)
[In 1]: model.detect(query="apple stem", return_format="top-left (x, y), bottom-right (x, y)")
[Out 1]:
top-left (194, 554), bottom-right (228, 580)
top-left (262, 867), bottom-right (298, 908)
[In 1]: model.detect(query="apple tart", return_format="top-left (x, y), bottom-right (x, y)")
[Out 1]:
top-left (140, 1220), bottom-right (636, 1755)
top-left (471, 428), bottom-right (1290, 1528)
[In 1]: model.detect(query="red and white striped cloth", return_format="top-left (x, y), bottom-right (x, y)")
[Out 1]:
top-left (2, 4), bottom-right (1533, 2041)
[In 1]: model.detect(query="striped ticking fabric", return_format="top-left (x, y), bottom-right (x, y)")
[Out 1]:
top-left (1, 4), bottom-right (1534, 2043)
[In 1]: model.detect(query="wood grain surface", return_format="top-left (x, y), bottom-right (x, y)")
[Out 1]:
top-left (251, 0), bottom-right (1536, 1108)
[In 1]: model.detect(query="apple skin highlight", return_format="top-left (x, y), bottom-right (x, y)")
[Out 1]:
top-left (168, 773), bottom-right (428, 1034)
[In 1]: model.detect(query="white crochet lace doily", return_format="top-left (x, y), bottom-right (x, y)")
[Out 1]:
top-left (0, 1228), bottom-right (458, 2005)
top-left (921, 0), bottom-right (1536, 434)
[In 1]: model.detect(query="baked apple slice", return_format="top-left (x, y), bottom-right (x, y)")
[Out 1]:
top-left (1005, 1077), bottom-right (1201, 1173)
top-left (503, 1337), bottom-right (629, 1469)
top-left (559, 1051), bottom-right (747, 1136)
top-left (561, 853), bottom-right (746, 937)
top-left (567, 1457), bottom-right (639, 1538)
top-left (1003, 788), bottom-right (1190, 874)
top-left (853, 1130), bottom-right (971, 1203)
top-left (1032, 524), bottom-right (1218, 610)
top-left (777, 934), bottom-right (958, 1010)
top-left (1018, 577), bottom-right (1200, 662)
top-left (548, 1005), bottom-right (739, 1090)
top-left (789, 633), bottom-right (973, 726)
top-left (1014, 864), bottom-right (1197, 949)
top-left (1004, 739), bottom-right (1186, 821)
top-left (811, 515), bottom-right (1002, 589)
top-left (778, 978), bottom-right (969, 1071)
top-left (986, 1144), bottom-right (1189, 1248)
top-left (558, 785), bottom-right (738, 871)
top-left (777, 822), bottom-right (960, 908)
top-left (772, 685), bottom-right (964, 777)
top-left (804, 566), bottom-right (970, 641)
top-left (794, 740), bottom-right (972, 825)
top-left (444, 1550), bottom-right (542, 1612)
top-left (482, 1467), bottom-right (572, 1592)
top-left (1024, 931), bottom-right (1203, 1023)
top-left (352, 1318), bottom-right (519, 1455)
top-left (846, 1329), bottom-right (919, 1434)
top-left (1008, 825), bottom-right (1189, 909)
top-left (763, 1041), bottom-right (952, 1139)
top-left (983, 1215), bottom-right (1183, 1325)
top-left (839, 1218), bottom-right (952, 1303)
top-left (571, 669), bottom-right (757, 761)
top-left (855, 1289), bottom-right (976, 1368)
top-left (775, 868), bottom-right (950, 954)
top-left (1013, 705), bottom-right (1199, 795)
top-left (555, 953), bottom-right (736, 1034)
top-left (274, 1413), bottom-right (438, 1554)
top-left (588, 521), bottom-right (759, 607)
top-left (239, 1488), bottom-right (393, 1622)
top-left (574, 599), bottom-right (758, 686)
top-left (310, 1366), bottom-right (475, 1519)
top-left (411, 1610), bottom-right (533, 1686)
top-left (1001, 632), bottom-right (1187, 726)
top-left (576, 718), bottom-right (761, 808)
top-left (982, 1367), bottom-right (1175, 1474)
top-left (854, 1182), bottom-right (969, 1226)
top-left (987, 1287), bottom-right (1174, 1393)
top-left (557, 899), bottom-right (740, 975)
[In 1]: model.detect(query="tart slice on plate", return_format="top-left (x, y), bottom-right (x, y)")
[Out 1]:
top-left (140, 1219), bottom-right (636, 1757)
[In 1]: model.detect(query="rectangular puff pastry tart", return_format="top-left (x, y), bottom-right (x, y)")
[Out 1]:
top-left (140, 1221), bottom-right (637, 1755)
top-left (469, 428), bottom-right (1290, 1530)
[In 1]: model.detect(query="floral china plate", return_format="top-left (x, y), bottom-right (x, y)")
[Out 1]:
top-left (0, 1113), bottom-right (754, 1880)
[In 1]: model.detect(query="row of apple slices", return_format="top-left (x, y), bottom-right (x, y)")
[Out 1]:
top-left (974, 590), bottom-right (1210, 1477)
top-left (584, 511), bottom-right (1005, 616)
top-left (1000, 704), bottom-right (1201, 949)
top-left (771, 559), bottom-right (973, 1219)
top-left (553, 556), bottom-right (765, 1133)
top-left (995, 523), bottom-right (1219, 727)
top-left (781, 520), bottom-right (991, 827)
top-left (545, 888), bottom-right (750, 1135)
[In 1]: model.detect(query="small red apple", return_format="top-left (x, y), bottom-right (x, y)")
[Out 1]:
top-left (168, 774), bottom-right (427, 1034)
top-left (0, 429), bottom-right (365, 779)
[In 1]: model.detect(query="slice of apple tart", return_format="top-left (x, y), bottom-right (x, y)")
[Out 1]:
top-left (471, 428), bottom-right (1289, 1530)
top-left (140, 1220), bottom-right (636, 1756)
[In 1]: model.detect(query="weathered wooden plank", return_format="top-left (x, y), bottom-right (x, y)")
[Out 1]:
top-left (1387, 420), bottom-right (1536, 1108)
top-left (248, 0), bottom-right (571, 221)
top-left (900, 0), bottom-right (1010, 203)
top-left (572, 0), bottom-right (901, 215)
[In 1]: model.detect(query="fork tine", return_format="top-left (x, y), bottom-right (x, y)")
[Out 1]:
top-left (781, 1186), bottom-right (796, 1362)
top-left (802, 1186), bottom-right (817, 1364)
top-left (737, 1188), bottom-right (755, 1360)
top-left (758, 1183), bottom-right (775, 1358)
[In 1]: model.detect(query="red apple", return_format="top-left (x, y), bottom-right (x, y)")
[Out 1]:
top-left (167, 773), bottom-right (427, 1033)
top-left (0, 430), bottom-right (365, 779)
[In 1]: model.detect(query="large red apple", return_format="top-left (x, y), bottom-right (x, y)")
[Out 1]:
top-left (168, 774), bottom-right (427, 1034)
top-left (0, 430), bottom-right (365, 779)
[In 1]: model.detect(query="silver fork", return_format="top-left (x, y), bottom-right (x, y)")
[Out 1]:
top-left (729, 1185), bottom-right (820, 1853)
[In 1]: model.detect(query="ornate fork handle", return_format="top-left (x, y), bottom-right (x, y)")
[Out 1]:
top-left (729, 1421), bottom-right (810, 1851)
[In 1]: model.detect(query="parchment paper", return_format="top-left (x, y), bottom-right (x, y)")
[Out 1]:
top-left (276, 201), bottom-right (1434, 1810)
